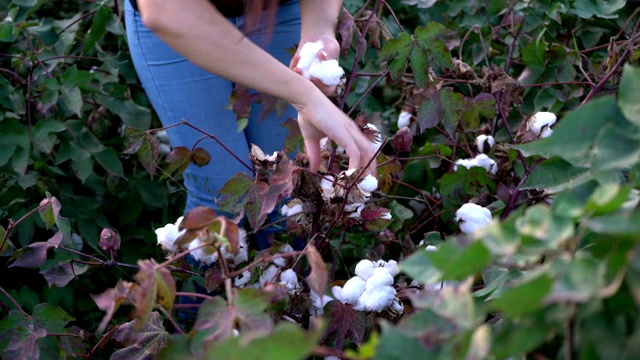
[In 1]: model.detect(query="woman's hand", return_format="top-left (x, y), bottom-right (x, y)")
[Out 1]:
top-left (293, 89), bottom-right (377, 177)
top-left (290, 35), bottom-right (341, 95)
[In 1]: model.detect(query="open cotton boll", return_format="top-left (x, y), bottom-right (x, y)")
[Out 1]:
top-left (382, 260), bottom-right (399, 276)
top-left (527, 111), bottom-right (557, 137)
top-left (280, 201), bottom-right (303, 218)
top-left (310, 290), bottom-right (333, 316)
top-left (358, 174), bottom-right (378, 194)
top-left (297, 40), bottom-right (344, 86)
top-left (259, 265), bottom-right (280, 287)
top-left (365, 267), bottom-right (394, 291)
top-left (341, 276), bottom-right (367, 304)
top-left (331, 286), bottom-right (345, 303)
top-left (454, 154), bottom-right (497, 175)
top-left (320, 175), bottom-right (336, 201)
top-left (221, 228), bottom-right (248, 265)
top-left (475, 134), bottom-right (495, 153)
top-left (279, 269), bottom-right (300, 293)
top-left (397, 111), bottom-right (412, 128)
top-left (188, 239), bottom-right (218, 265)
top-left (273, 244), bottom-right (294, 268)
top-left (234, 270), bottom-right (252, 288)
top-left (455, 203), bottom-right (492, 234)
top-left (355, 259), bottom-right (375, 280)
top-left (308, 60), bottom-right (344, 87)
top-left (155, 216), bottom-right (185, 252)
top-left (362, 286), bottom-right (396, 312)
top-left (380, 211), bottom-right (392, 220)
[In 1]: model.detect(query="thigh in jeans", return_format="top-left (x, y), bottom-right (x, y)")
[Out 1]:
top-left (125, 2), bottom-right (253, 211)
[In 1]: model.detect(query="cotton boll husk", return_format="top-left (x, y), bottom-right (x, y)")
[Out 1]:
top-left (455, 203), bottom-right (492, 234)
top-left (365, 267), bottom-right (394, 291)
top-left (259, 265), bottom-right (280, 287)
top-left (362, 286), bottom-right (396, 312)
top-left (188, 239), bottom-right (218, 265)
top-left (341, 276), bottom-right (367, 304)
top-left (397, 111), bottom-right (412, 128)
top-left (358, 174), bottom-right (378, 193)
top-left (355, 260), bottom-right (375, 280)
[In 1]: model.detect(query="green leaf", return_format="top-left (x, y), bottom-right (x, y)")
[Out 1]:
top-left (0, 310), bottom-right (44, 360)
top-left (71, 148), bottom-right (94, 183)
top-left (521, 157), bottom-right (592, 192)
top-left (414, 22), bottom-right (454, 70)
top-left (380, 32), bottom-right (412, 80)
top-left (83, 6), bottom-right (110, 53)
top-left (591, 124), bottom-right (640, 171)
top-left (60, 86), bottom-right (83, 118)
top-left (571, 0), bottom-right (626, 19)
top-left (32, 303), bottom-right (75, 334)
top-left (40, 261), bottom-right (89, 288)
top-left (585, 183), bottom-right (631, 215)
top-left (375, 321), bottom-right (435, 360)
top-left (95, 94), bottom-right (152, 130)
top-left (11, 144), bottom-right (30, 175)
top-left (0, 119), bottom-right (30, 147)
top-left (32, 119), bottom-right (65, 154)
top-left (138, 133), bottom-right (160, 177)
top-left (461, 93), bottom-right (496, 130)
top-left (488, 274), bottom-right (553, 317)
top-left (218, 172), bottom-right (254, 216)
top-left (618, 64), bottom-right (640, 127)
top-left (93, 148), bottom-right (125, 178)
top-left (427, 240), bottom-right (493, 281)
top-left (410, 280), bottom-right (479, 329)
top-left (409, 45), bottom-right (429, 87)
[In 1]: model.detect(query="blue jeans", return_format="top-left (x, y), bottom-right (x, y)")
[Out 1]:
top-left (124, 1), bottom-right (301, 213)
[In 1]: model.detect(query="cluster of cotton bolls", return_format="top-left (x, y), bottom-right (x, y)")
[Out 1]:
top-left (527, 111), bottom-right (556, 138)
top-left (454, 153), bottom-right (498, 175)
top-left (316, 169), bottom-right (386, 220)
top-left (155, 216), bottom-right (248, 267)
top-left (454, 203), bottom-right (492, 234)
top-left (330, 259), bottom-right (403, 313)
top-left (232, 243), bottom-right (297, 289)
top-left (296, 40), bottom-right (344, 87)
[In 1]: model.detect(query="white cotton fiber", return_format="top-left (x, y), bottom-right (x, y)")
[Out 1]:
top-left (455, 203), bottom-right (492, 234)
top-left (527, 111), bottom-right (557, 138)
top-left (297, 41), bottom-right (344, 86)
top-left (354, 260), bottom-right (375, 280)
top-left (341, 276), bottom-right (366, 304)
top-left (365, 267), bottom-right (394, 291)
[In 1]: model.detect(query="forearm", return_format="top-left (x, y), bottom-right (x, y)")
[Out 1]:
top-left (298, 0), bottom-right (343, 39)
top-left (137, 0), bottom-right (319, 109)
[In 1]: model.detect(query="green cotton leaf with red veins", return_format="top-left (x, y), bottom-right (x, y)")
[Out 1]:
top-left (416, 87), bottom-right (465, 136)
top-left (462, 93), bottom-right (496, 130)
top-left (322, 300), bottom-right (367, 350)
top-left (40, 260), bottom-right (89, 288)
top-left (137, 132), bottom-right (161, 177)
top-left (9, 231), bottom-right (63, 269)
top-left (380, 32), bottom-right (411, 80)
top-left (111, 312), bottom-right (168, 360)
top-left (134, 259), bottom-right (176, 331)
top-left (164, 146), bottom-right (191, 178)
top-left (218, 172), bottom-right (254, 216)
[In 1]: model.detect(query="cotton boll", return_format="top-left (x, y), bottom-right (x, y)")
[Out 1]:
top-left (380, 211), bottom-right (392, 220)
top-left (280, 201), bottom-right (303, 217)
top-left (320, 175), bottom-right (336, 201)
top-left (159, 143), bottom-right (172, 156)
top-left (297, 41), bottom-right (324, 78)
top-left (540, 127), bottom-right (553, 138)
top-left (355, 260), bottom-right (375, 280)
top-left (279, 269), bottom-right (300, 293)
top-left (234, 270), bottom-right (252, 287)
top-left (474, 154), bottom-right (497, 175)
top-left (188, 239), bottom-right (218, 265)
top-left (341, 276), bottom-right (367, 304)
top-left (346, 203), bottom-right (364, 219)
top-left (527, 111), bottom-right (557, 137)
top-left (358, 174), bottom-right (378, 193)
top-left (397, 111), bottom-right (412, 128)
top-left (475, 134), bottom-right (495, 153)
top-left (455, 203), bottom-right (492, 234)
top-left (362, 286), bottom-right (396, 312)
top-left (259, 265), bottom-right (280, 287)
top-left (383, 260), bottom-right (399, 276)
top-left (273, 244), bottom-right (294, 268)
top-left (365, 267), bottom-right (394, 291)
top-left (225, 229), bottom-right (248, 265)
top-left (310, 290), bottom-right (333, 316)
top-left (331, 286), bottom-right (345, 303)
top-left (353, 290), bottom-right (368, 311)
top-left (155, 217), bottom-right (186, 252)
top-left (308, 59), bottom-right (344, 86)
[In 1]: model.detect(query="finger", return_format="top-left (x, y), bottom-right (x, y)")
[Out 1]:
top-left (317, 49), bottom-right (330, 61)
top-left (290, 55), bottom-right (300, 70)
top-left (304, 136), bottom-right (322, 172)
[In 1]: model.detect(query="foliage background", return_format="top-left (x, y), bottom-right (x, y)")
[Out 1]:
top-left (1, 0), bottom-right (640, 359)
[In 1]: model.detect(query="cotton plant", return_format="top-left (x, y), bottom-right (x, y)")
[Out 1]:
top-left (454, 153), bottom-right (498, 175)
top-left (330, 259), bottom-right (403, 313)
top-left (527, 111), bottom-right (556, 138)
top-left (455, 203), bottom-right (492, 234)
top-left (296, 40), bottom-right (344, 87)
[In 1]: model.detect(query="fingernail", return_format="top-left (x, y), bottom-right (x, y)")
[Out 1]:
top-left (320, 50), bottom-right (328, 58)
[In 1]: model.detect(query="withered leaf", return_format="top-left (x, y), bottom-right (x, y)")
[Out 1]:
top-left (111, 311), bottom-right (168, 360)
top-left (305, 245), bottom-right (328, 297)
top-left (10, 231), bottom-right (63, 269)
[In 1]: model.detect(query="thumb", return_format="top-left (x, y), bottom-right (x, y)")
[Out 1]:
top-left (317, 49), bottom-right (330, 61)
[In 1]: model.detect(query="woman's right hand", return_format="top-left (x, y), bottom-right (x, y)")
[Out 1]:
top-left (293, 90), bottom-right (377, 177)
